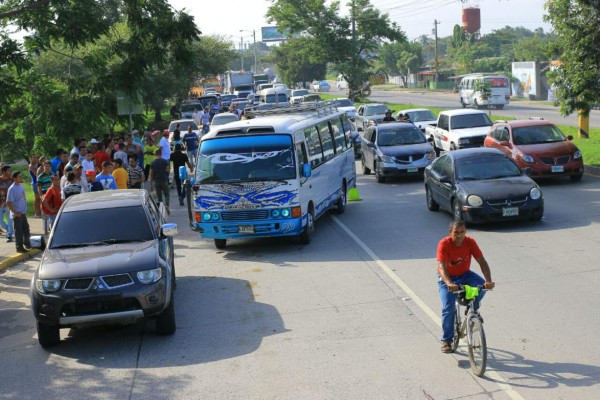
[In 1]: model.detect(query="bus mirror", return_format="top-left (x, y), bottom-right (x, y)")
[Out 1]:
top-left (302, 163), bottom-right (312, 178)
top-left (179, 166), bottom-right (188, 180)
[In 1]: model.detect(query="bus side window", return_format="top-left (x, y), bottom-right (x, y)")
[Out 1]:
top-left (317, 121), bottom-right (335, 162)
top-left (295, 142), bottom-right (309, 177)
top-left (330, 120), bottom-right (344, 154)
top-left (304, 126), bottom-right (323, 167)
top-left (340, 114), bottom-right (352, 150)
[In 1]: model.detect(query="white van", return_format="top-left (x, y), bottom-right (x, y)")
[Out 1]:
top-left (459, 74), bottom-right (510, 109)
top-left (336, 75), bottom-right (348, 90)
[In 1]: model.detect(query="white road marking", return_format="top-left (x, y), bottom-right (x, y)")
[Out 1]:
top-left (331, 215), bottom-right (526, 400)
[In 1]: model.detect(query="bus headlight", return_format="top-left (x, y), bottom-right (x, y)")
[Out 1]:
top-left (211, 212), bottom-right (220, 221)
top-left (281, 208), bottom-right (291, 218)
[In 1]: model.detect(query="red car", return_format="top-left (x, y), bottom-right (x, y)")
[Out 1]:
top-left (484, 119), bottom-right (584, 181)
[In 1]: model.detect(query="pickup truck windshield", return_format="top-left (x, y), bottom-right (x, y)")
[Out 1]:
top-left (452, 114), bottom-right (493, 130)
top-left (198, 134), bottom-right (296, 183)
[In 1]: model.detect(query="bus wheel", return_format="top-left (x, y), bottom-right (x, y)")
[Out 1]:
top-left (336, 183), bottom-right (347, 214)
top-left (214, 239), bottom-right (227, 249)
top-left (299, 209), bottom-right (314, 244)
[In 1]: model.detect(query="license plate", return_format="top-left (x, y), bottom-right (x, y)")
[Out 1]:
top-left (239, 225), bottom-right (254, 234)
top-left (407, 167), bottom-right (418, 173)
top-left (551, 165), bottom-right (564, 173)
top-left (502, 207), bottom-right (519, 217)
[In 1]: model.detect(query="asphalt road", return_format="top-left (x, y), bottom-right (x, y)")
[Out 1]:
top-left (1, 166), bottom-right (599, 400)
top-left (333, 87), bottom-right (600, 129)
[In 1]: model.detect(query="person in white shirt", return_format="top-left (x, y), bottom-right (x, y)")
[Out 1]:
top-left (158, 130), bottom-right (171, 160)
top-left (113, 143), bottom-right (129, 168)
top-left (192, 108), bottom-right (201, 126)
top-left (81, 152), bottom-right (96, 174)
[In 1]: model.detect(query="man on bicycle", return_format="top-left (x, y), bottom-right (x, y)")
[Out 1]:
top-left (437, 220), bottom-right (495, 353)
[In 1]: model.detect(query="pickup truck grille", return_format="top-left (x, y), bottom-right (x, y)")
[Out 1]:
top-left (470, 135), bottom-right (486, 146)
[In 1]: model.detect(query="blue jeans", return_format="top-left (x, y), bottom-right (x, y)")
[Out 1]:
top-left (438, 270), bottom-right (486, 342)
top-left (0, 205), bottom-right (14, 237)
top-left (186, 149), bottom-right (197, 169)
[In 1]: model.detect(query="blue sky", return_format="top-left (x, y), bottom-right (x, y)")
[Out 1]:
top-left (169, 0), bottom-right (552, 43)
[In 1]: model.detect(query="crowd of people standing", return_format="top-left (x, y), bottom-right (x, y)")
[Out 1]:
top-left (0, 128), bottom-right (199, 253)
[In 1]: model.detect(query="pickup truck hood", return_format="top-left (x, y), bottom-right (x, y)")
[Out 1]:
top-left (38, 241), bottom-right (158, 280)
top-left (450, 127), bottom-right (491, 138)
top-left (459, 176), bottom-right (536, 199)
top-left (380, 142), bottom-right (433, 157)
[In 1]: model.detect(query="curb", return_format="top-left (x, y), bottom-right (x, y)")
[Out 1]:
top-left (0, 248), bottom-right (42, 273)
top-left (585, 164), bottom-right (600, 177)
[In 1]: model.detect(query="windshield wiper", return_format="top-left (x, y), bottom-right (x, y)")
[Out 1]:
top-left (459, 176), bottom-right (482, 181)
top-left (51, 239), bottom-right (146, 249)
top-left (245, 177), bottom-right (290, 183)
top-left (487, 174), bottom-right (519, 179)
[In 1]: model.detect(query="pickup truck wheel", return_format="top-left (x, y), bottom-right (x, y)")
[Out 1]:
top-left (37, 321), bottom-right (60, 347)
top-left (460, 98), bottom-right (466, 109)
top-left (433, 143), bottom-right (442, 156)
top-left (450, 142), bottom-right (457, 151)
top-left (426, 186), bottom-right (440, 211)
top-left (473, 99), bottom-right (480, 109)
top-left (361, 158), bottom-right (371, 175)
top-left (155, 289), bottom-right (176, 335)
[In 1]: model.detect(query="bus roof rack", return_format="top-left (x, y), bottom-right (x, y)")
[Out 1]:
top-left (245, 101), bottom-right (339, 118)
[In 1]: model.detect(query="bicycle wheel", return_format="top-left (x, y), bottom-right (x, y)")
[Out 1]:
top-left (451, 305), bottom-right (461, 352)
top-left (467, 316), bottom-right (487, 376)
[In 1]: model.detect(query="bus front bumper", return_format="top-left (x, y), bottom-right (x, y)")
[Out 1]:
top-left (196, 217), bottom-right (304, 239)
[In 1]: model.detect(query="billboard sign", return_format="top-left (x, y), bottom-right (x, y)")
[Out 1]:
top-left (116, 90), bottom-right (144, 116)
top-left (511, 61), bottom-right (537, 98)
top-left (261, 26), bottom-right (287, 42)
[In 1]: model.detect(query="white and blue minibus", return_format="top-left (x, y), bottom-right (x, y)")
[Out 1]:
top-left (186, 102), bottom-right (357, 249)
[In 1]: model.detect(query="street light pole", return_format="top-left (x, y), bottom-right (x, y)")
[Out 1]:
top-left (240, 34), bottom-right (244, 70)
top-left (240, 29), bottom-right (257, 73)
top-left (253, 30), bottom-right (257, 74)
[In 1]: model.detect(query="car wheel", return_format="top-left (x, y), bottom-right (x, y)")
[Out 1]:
top-left (460, 98), bottom-right (466, 109)
top-left (375, 162), bottom-right (386, 183)
top-left (570, 173), bottom-right (583, 182)
top-left (155, 289), bottom-right (176, 335)
top-left (214, 239), bottom-right (227, 249)
top-left (452, 199), bottom-right (463, 221)
top-left (426, 186), bottom-right (440, 211)
top-left (37, 321), bottom-right (60, 348)
top-left (299, 207), bottom-right (314, 244)
top-left (336, 183), bottom-right (347, 214)
top-left (362, 158), bottom-right (371, 175)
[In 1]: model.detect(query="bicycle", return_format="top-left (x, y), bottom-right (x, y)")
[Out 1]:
top-left (451, 284), bottom-right (490, 376)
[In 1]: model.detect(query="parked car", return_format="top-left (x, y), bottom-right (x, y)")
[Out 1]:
top-left (289, 89), bottom-right (310, 105)
top-left (30, 190), bottom-right (178, 347)
top-left (332, 98), bottom-right (357, 121)
top-left (299, 94), bottom-right (322, 103)
top-left (230, 98), bottom-right (249, 112)
top-left (424, 148), bottom-right (544, 223)
top-left (360, 122), bottom-right (436, 182)
top-left (354, 103), bottom-right (389, 131)
top-left (219, 94), bottom-right (237, 111)
top-left (313, 81), bottom-right (331, 92)
top-left (483, 119), bottom-right (584, 181)
top-left (394, 108), bottom-right (437, 134)
top-left (336, 74), bottom-right (348, 90)
top-left (207, 112), bottom-right (239, 134)
top-left (179, 101), bottom-right (203, 119)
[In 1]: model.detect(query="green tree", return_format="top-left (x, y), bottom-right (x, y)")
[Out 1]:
top-left (271, 37), bottom-right (327, 87)
top-left (545, 0), bottom-right (600, 117)
top-left (267, 0), bottom-right (405, 100)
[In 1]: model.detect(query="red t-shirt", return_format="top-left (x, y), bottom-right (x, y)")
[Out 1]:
top-left (94, 151), bottom-right (110, 171)
top-left (42, 186), bottom-right (63, 215)
top-left (436, 236), bottom-right (483, 277)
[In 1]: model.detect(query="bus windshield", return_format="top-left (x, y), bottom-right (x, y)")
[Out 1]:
top-left (198, 135), bottom-right (296, 183)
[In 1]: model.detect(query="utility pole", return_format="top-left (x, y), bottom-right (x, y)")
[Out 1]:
top-left (433, 19), bottom-right (440, 87)
top-left (253, 30), bottom-right (257, 74)
top-left (351, 0), bottom-right (356, 95)
top-left (240, 34), bottom-right (244, 70)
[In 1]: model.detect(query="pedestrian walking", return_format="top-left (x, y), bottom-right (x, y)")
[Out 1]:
top-left (42, 174), bottom-right (63, 231)
top-left (182, 125), bottom-right (199, 170)
top-left (0, 165), bottom-right (14, 241)
top-left (170, 144), bottom-right (193, 206)
top-left (149, 148), bottom-right (170, 214)
top-left (6, 171), bottom-right (31, 253)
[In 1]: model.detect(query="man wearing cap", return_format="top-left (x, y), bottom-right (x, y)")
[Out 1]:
top-left (85, 170), bottom-right (103, 192)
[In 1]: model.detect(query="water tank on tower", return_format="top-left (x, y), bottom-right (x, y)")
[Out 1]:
top-left (462, 7), bottom-right (481, 34)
